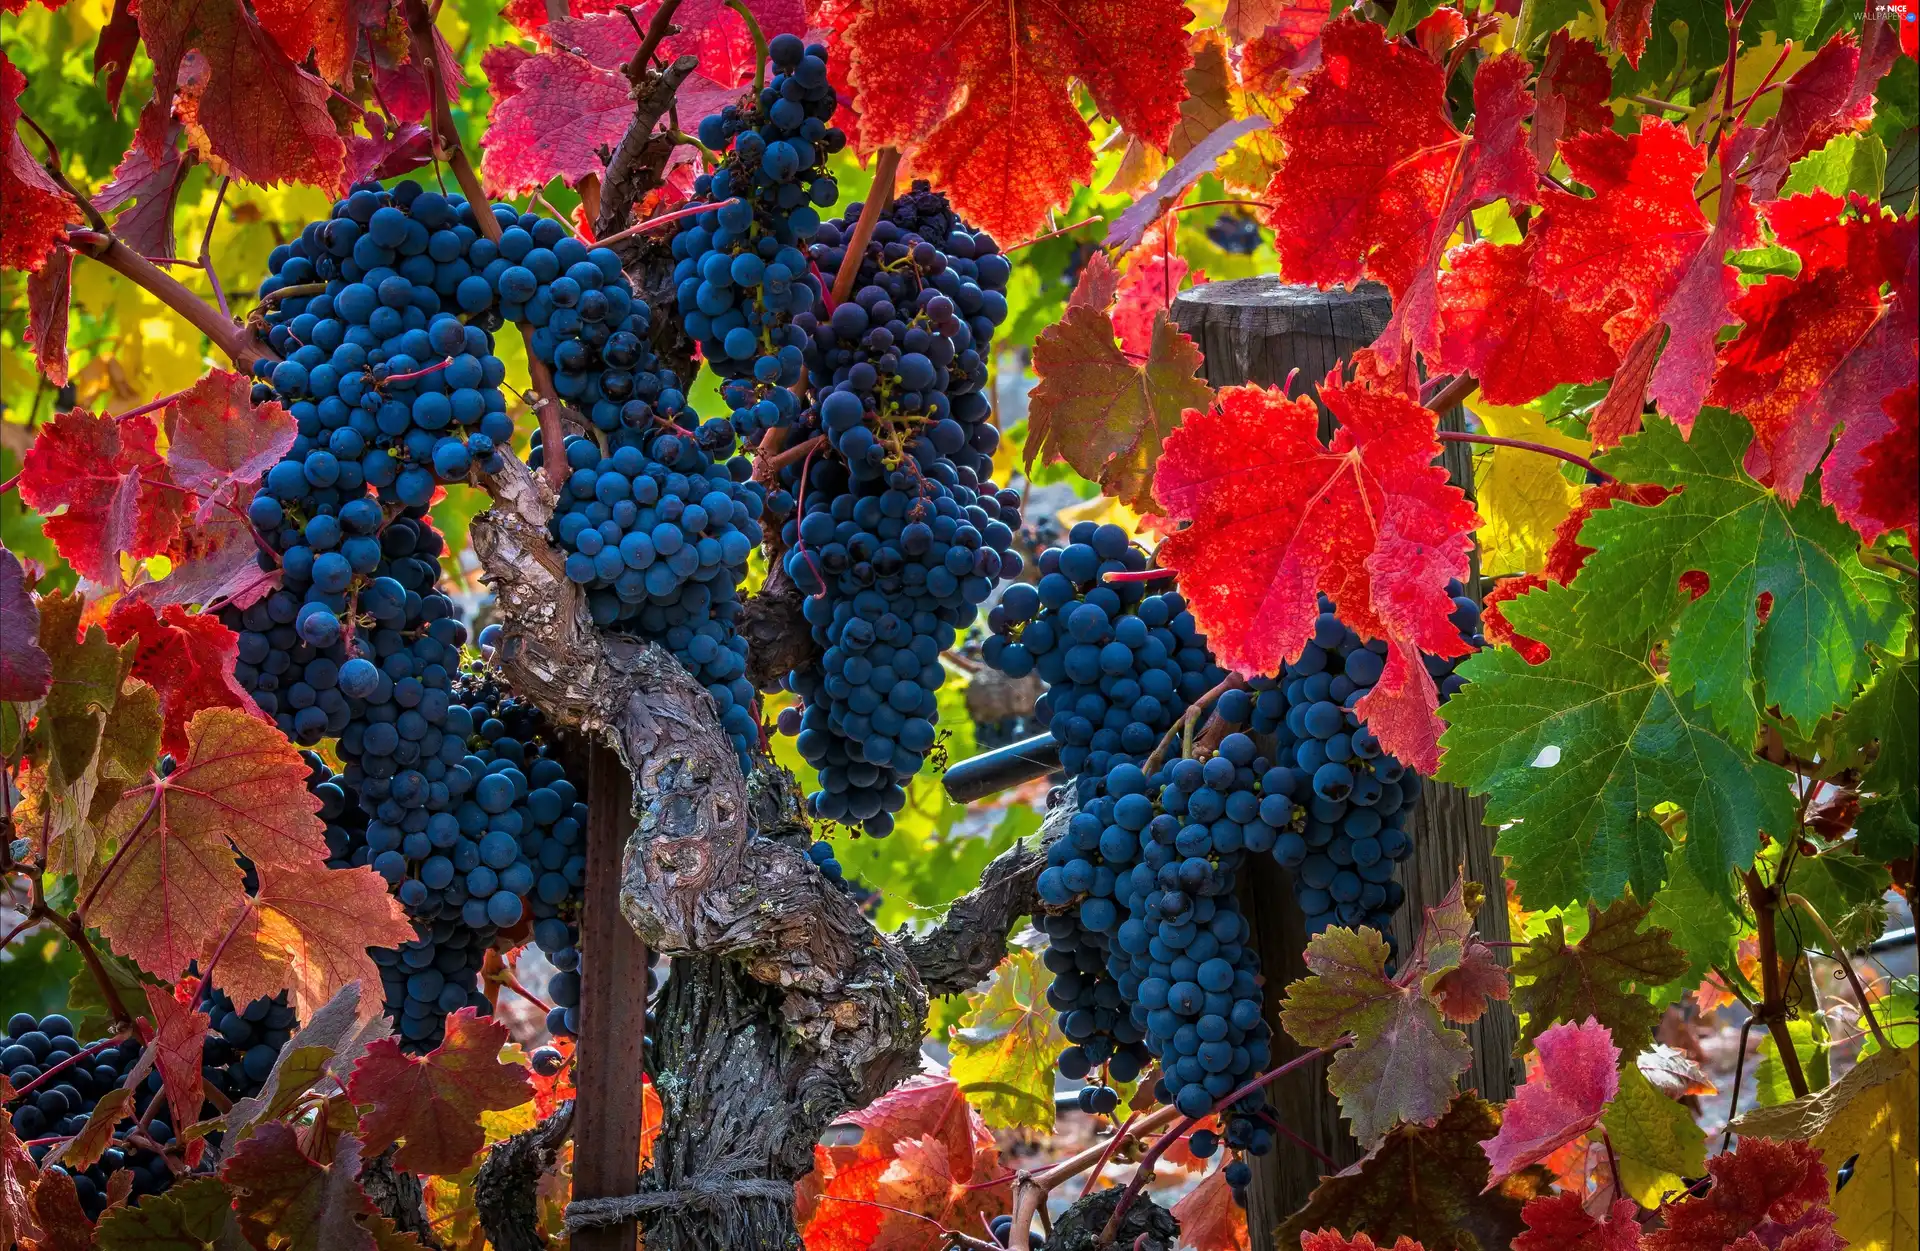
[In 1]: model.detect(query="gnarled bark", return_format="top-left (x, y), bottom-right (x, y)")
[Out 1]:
top-left (474, 1104), bottom-right (574, 1251)
top-left (470, 452), bottom-right (1063, 1249)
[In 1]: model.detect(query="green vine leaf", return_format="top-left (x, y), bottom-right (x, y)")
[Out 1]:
top-left (947, 940), bottom-right (1069, 1133)
top-left (1575, 408), bottom-right (1910, 747)
top-left (1835, 641), bottom-right (1918, 860)
top-left (1438, 579), bottom-right (1798, 908)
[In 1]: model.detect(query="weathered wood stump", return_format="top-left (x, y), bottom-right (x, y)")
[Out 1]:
top-left (1170, 277), bottom-right (1519, 1243)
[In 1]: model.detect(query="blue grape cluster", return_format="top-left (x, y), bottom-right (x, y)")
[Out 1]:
top-left (799, 181), bottom-right (1010, 481)
top-left (1039, 751), bottom-right (1281, 1163)
top-left (778, 452), bottom-right (1023, 835)
top-left (250, 178), bottom-right (522, 506)
top-left (680, 32), bottom-right (842, 438)
top-left (531, 420), bottom-right (767, 761)
top-left (982, 523), bottom-right (1226, 788)
top-left (1205, 212), bottom-right (1263, 255)
top-left (5, 991), bottom-right (294, 1217)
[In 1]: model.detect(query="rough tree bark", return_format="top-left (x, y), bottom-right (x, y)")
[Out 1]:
top-left (469, 453), bottom-right (1061, 1249)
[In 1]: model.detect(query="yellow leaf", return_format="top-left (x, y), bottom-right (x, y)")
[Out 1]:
top-left (948, 941), bottom-right (1068, 1133)
top-left (1467, 397), bottom-right (1589, 576)
top-left (1733, 1046), bottom-right (1918, 1251)
top-left (1601, 1063), bottom-right (1704, 1207)
top-left (1754, 1016), bottom-right (1829, 1107)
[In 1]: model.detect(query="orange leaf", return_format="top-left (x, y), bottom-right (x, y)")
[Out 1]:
top-left (90, 708), bottom-right (330, 982)
top-left (347, 1009), bottom-right (534, 1177)
top-left (144, 984), bottom-right (213, 1169)
top-left (1173, 1164), bottom-right (1250, 1251)
top-left (216, 862), bottom-right (416, 1024)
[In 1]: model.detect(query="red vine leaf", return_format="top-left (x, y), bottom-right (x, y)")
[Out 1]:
top-left (18, 408), bottom-right (188, 588)
top-left (1707, 192), bottom-right (1914, 502)
top-left (1480, 1018), bottom-right (1620, 1186)
top-left (626, 0), bottom-right (806, 89)
top-left (339, 118), bottom-right (434, 200)
top-left (1531, 119), bottom-right (1711, 352)
top-left (347, 1008), bottom-right (533, 1176)
top-left (1026, 305), bottom-right (1214, 516)
top-left (479, 49), bottom-right (637, 196)
top-left (141, 506), bottom-right (282, 611)
top-left (1224, 0), bottom-right (1330, 46)
top-left (0, 547), bottom-right (51, 701)
top-left (0, 1083), bottom-right (36, 1251)
top-left (1260, 16), bottom-right (1461, 304)
top-left (1644, 1137), bottom-right (1841, 1251)
top-left (94, 0), bottom-right (142, 112)
top-left (218, 863), bottom-right (416, 1024)
top-left (1113, 252), bottom-right (1205, 357)
top-left (1828, 380), bottom-right (1917, 546)
top-left (135, 0), bottom-right (346, 189)
top-left (251, 0), bottom-right (365, 88)
top-left (26, 1168), bottom-right (91, 1251)
top-left (1175, 1164), bottom-right (1251, 1251)
top-left (1067, 248), bottom-right (1120, 314)
top-left (223, 1125), bottom-right (423, 1251)
top-left (366, 26), bottom-right (464, 125)
top-left (840, 0), bottom-right (1194, 241)
top-left (1302, 1233), bottom-right (1427, 1251)
top-left (1434, 237), bottom-right (1625, 406)
top-left (162, 369), bottom-right (298, 509)
top-left (1602, 0), bottom-right (1653, 67)
top-left (103, 599), bottom-right (261, 761)
top-left (1514, 1194), bottom-right (1644, 1251)
top-left (1642, 185), bottom-right (1762, 428)
top-left (1414, 8), bottom-right (1468, 61)
top-left (1152, 381), bottom-right (1478, 772)
top-left (1531, 34), bottom-right (1614, 170)
top-left (1104, 114), bottom-right (1273, 256)
top-left (1737, 33), bottom-right (1876, 202)
top-left (92, 125), bottom-right (193, 261)
top-left (144, 983), bottom-right (214, 1169)
top-left (89, 707), bottom-right (329, 982)
top-left (1, 50), bottom-right (84, 275)
top-left (27, 244), bottom-right (71, 388)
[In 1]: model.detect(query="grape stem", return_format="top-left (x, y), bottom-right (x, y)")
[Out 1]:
top-left (1784, 891), bottom-right (1891, 1052)
top-left (67, 228), bottom-right (269, 367)
top-left (1092, 1043), bottom-right (1341, 1246)
top-left (724, 0), bottom-right (770, 94)
top-left (830, 147), bottom-right (902, 307)
top-left (758, 433), bottom-right (824, 474)
top-left (1102, 568), bottom-right (1177, 584)
top-left (1434, 431), bottom-right (1615, 483)
top-left (1141, 673), bottom-right (1245, 776)
top-left (592, 198), bottom-right (718, 251)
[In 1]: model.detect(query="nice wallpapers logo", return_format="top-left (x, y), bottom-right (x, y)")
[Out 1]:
top-left (1867, 0), bottom-right (1919, 56)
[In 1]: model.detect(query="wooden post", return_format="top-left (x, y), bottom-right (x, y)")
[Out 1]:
top-left (572, 744), bottom-right (649, 1251)
top-left (1170, 278), bottom-right (1520, 1243)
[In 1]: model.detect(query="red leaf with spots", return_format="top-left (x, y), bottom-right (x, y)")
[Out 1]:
top-left (348, 1008), bottom-right (533, 1176)
top-left (1224, 0), bottom-right (1329, 45)
top-left (18, 409), bottom-right (188, 588)
top-left (27, 243), bottom-right (70, 388)
top-left (1531, 119), bottom-right (1711, 351)
top-left (1737, 33), bottom-right (1875, 202)
top-left (143, 983), bottom-right (212, 1168)
top-left (95, 0), bottom-right (142, 111)
top-left (2, 50), bottom-right (84, 274)
top-left (1829, 381), bottom-right (1918, 546)
top-left (1531, 34), bottom-right (1614, 170)
top-left (479, 49), bottom-right (636, 195)
top-left (93, 126), bottom-right (193, 260)
top-left (164, 369), bottom-right (299, 509)
top-left (1603, 0), bottom-right (1653, 67)
top-left (103, 599), bottom-right (261, 760)
top-left (1706, 192), bottom-right (1912, 500)
top-left (1434, 237), bottom-right (1624, 405)
top-left (1152, 381), bottom-right (1478, 772)
top-left (1514, 1194), bottom-right (1644, 1251)
top-left (1113, 251), bottom-right (1206, 357)
top-left (1480, 1018), bottom-right (1620, 1185)
top-left (136, 0), bottom-right (346, 189)
top-left (841, 0), bottom-right (1193, 241)
top-left (251, 0), bottom-right (368, 87)
top-left (1242, 2), bottom-right (1332, 77)
top-left (367, 27), bottom-right (464, 125)
top-left (1645, 1137), bottom-right (1839, 1251)
top-left (1643, 184), bottom-right (1762, 428)
top-left (88, 708), bottom-right (329, 982)
top-left (1414, 8), bottom-right (1468, 60)
top-left (1261, 16), bottom-right (1461, 303)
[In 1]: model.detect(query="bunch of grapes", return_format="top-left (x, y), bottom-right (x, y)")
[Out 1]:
top-left (1205, 212), bottom-right (1264, 255)
top-left (5, 992), bottom-right (296, 1218)
top-left (777, 451), bottom-right (1023, 835)
top-left (1225, 584), bottom-right (1481, 944)
top-left (531, 420), bottom-right (766, 761)
top-left (251, 179), bottom-right (520, 505)
top-left (681, 32), bottom-right (842, 439)
top-left (798, 180), bottom-right (1010, 480)
top-left (983, 523), bottom-right (1226, 788)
